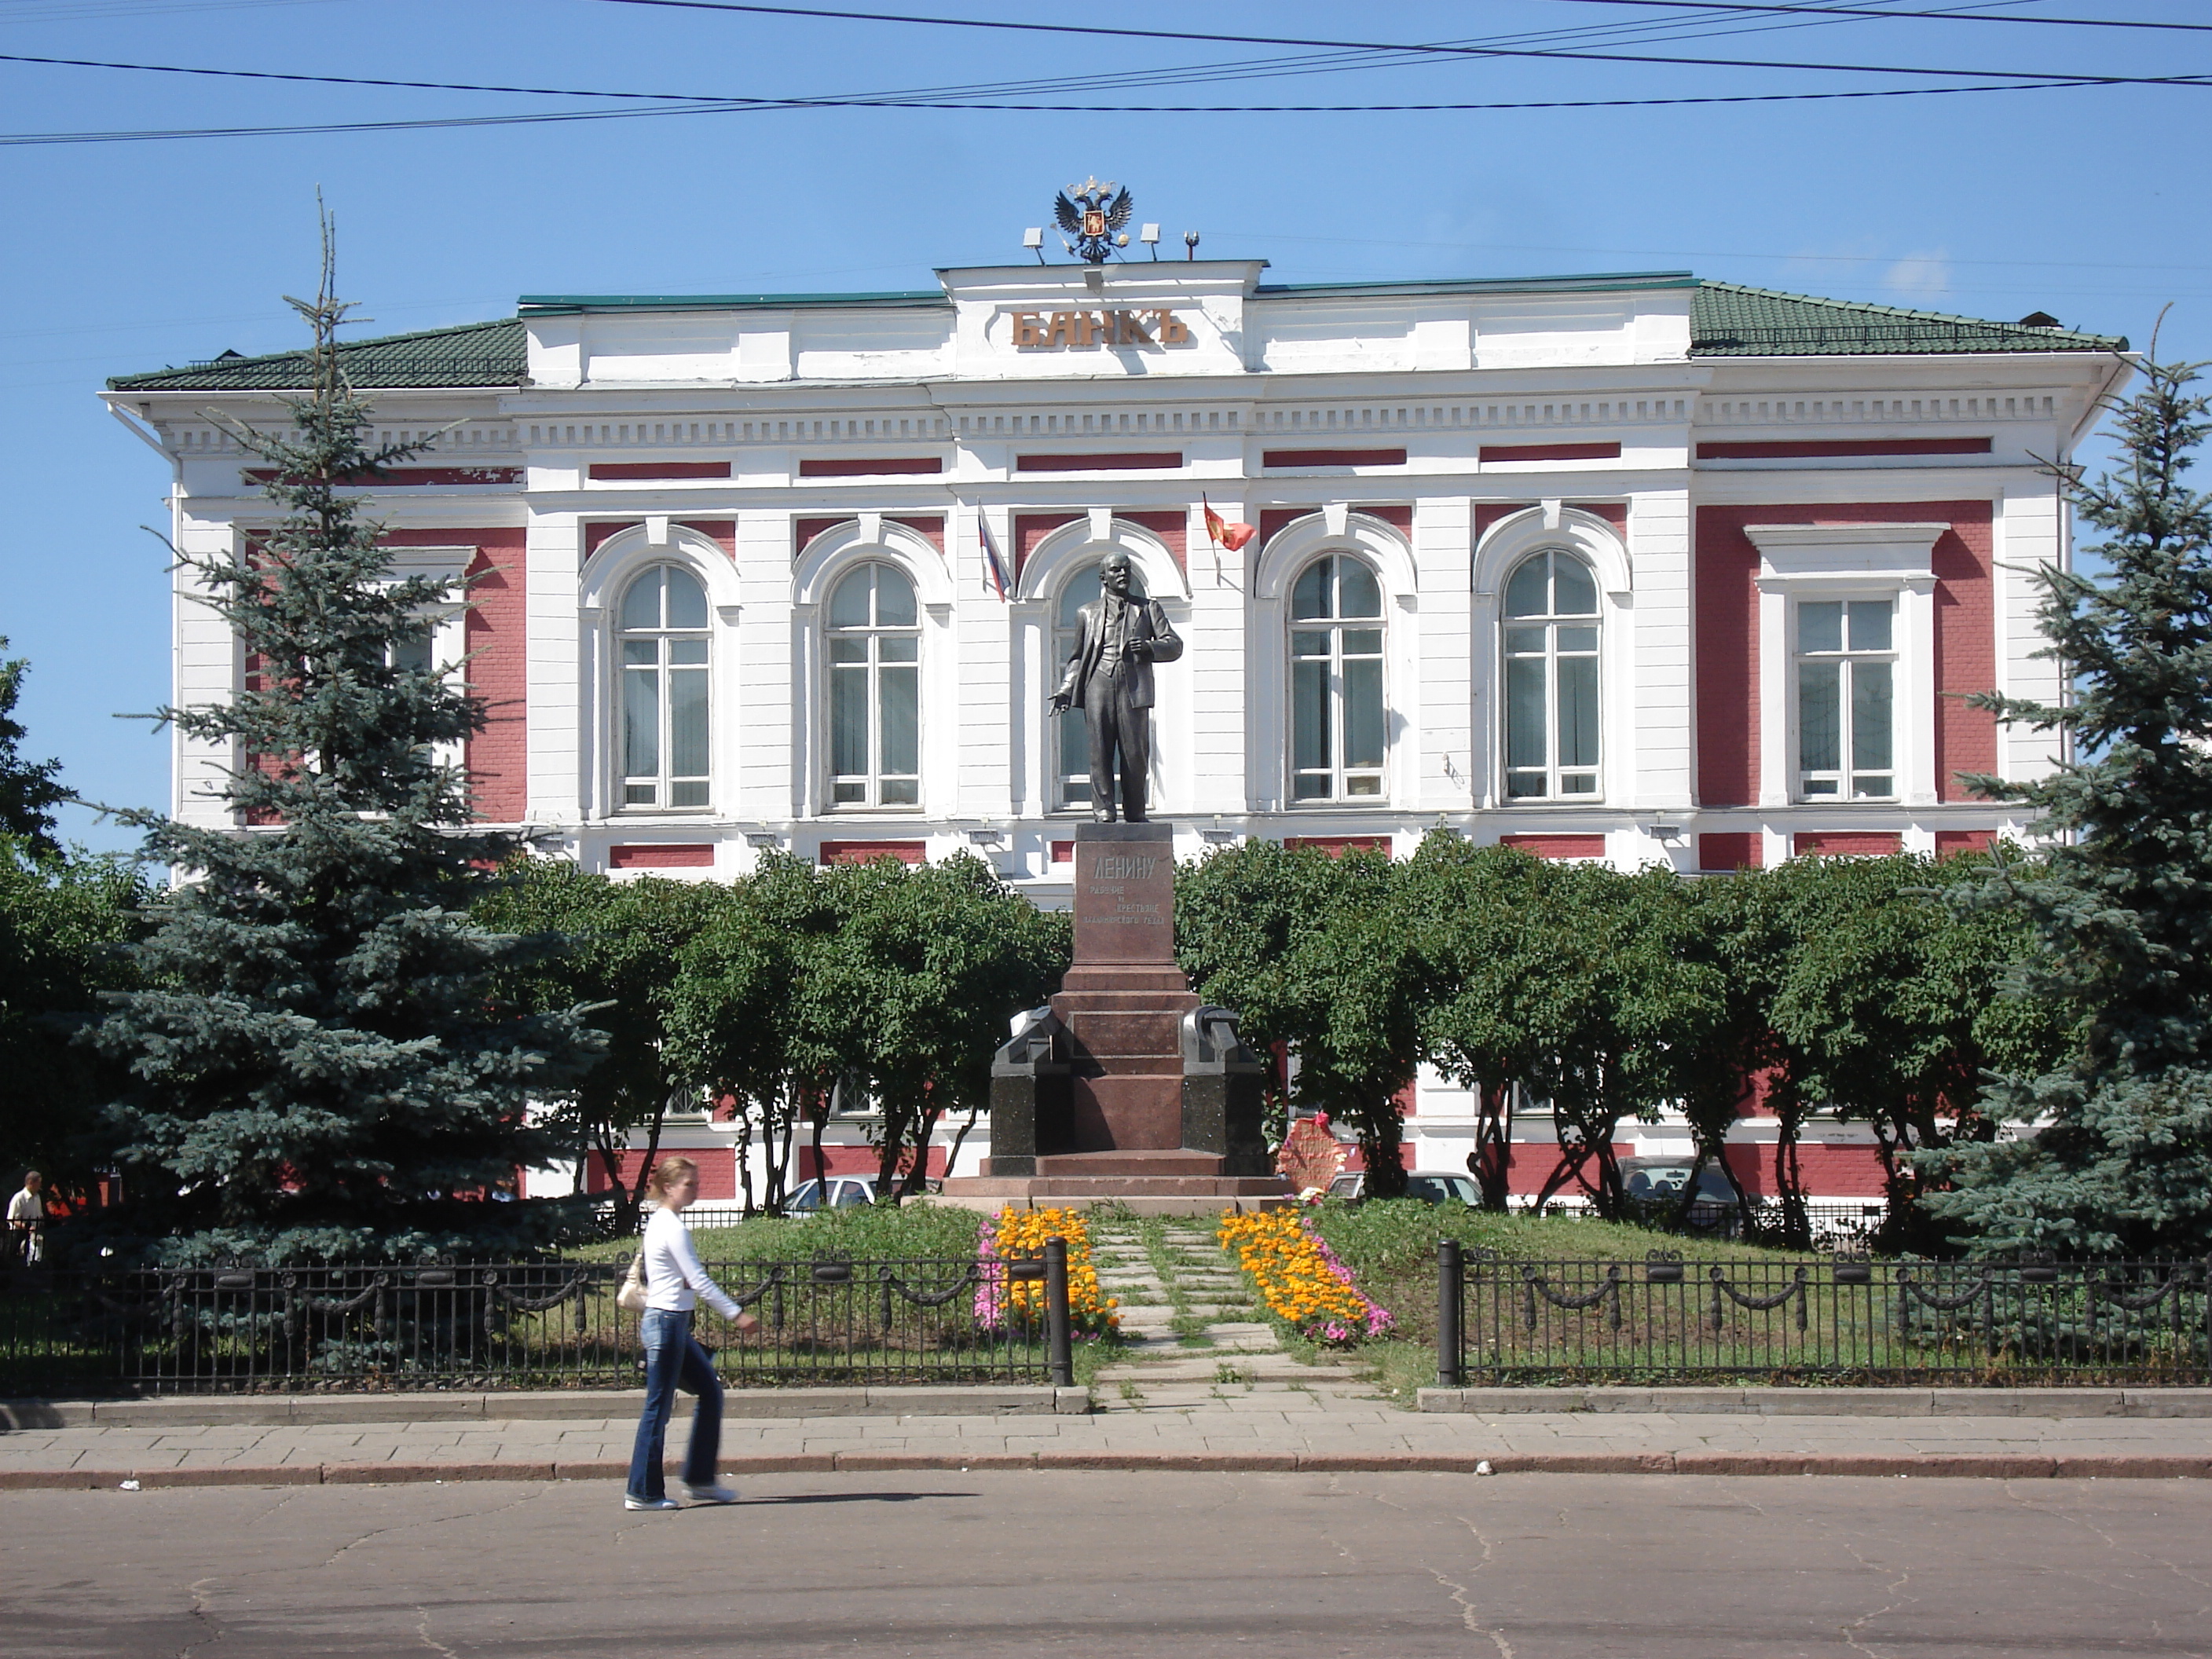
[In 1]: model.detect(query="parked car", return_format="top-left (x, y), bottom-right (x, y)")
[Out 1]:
top-left (1618, 1157), bottom-right (1738, 1206)
top-left (784, 1177), bottom-right (875, 1213)
top-left (1327, 1170), bottom-right (1481, 1206)
top-left (1618, 1157), bottom-right (1745, 1234)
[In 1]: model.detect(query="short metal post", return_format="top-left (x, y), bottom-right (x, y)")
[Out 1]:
top-left (1045, 1236), bottom-right (1074, 1387)
top-left (1437, 1237), bottom-right (1465, 1388)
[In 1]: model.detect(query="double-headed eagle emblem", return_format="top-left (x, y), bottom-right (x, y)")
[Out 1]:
top-left (1053, 177), bottom-right (1133, 264)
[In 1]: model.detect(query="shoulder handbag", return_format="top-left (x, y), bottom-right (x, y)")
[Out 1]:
top-left (617, 1249), bottom-right (650, 1313)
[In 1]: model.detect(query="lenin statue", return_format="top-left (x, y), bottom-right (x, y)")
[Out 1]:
top-left (1048, 551), bottom-right (1183, 823)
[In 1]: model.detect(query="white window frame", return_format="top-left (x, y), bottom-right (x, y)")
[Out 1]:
top-left (824, 559), bottom-right (924, 811)
top-left (1287, 551), bottom-right (1390, 804)
top-left (379, 545), bottom-right (473, 783)
top-left (1792, 595), bottom-right (1899, 802)
top-left (614, 562), bottom-right (714, 812)
top-left (1471, 505), bottom-right (1633, 812)
top-left (577, 521), bottom-right (742, 822)
top-left (1745, 522), bottom-right (1946, 811)
top-left (1250, 508), bottom-right (1417, 815)
top-left (1499, 549), bottom-right (1604, 803)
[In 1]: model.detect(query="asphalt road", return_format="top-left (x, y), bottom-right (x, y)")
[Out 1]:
top-left (3, 1472), bottom-right (2207, 1657)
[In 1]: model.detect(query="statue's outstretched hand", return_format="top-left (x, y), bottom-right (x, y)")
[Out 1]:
top-left (1047, 692), bottom-right (1071, 716)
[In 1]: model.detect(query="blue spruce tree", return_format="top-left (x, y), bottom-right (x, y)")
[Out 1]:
top-left (90, 222), bottom-right (600, 1262)
top-left (1926, 353), bottom-right (2212, 1254)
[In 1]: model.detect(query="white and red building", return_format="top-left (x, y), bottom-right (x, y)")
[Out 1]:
top-left (105, 249), bottom-right (2129, 1210)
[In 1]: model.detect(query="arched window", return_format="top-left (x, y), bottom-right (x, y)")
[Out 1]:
top-left (618, 564), bottom-right (710, 808)
top-left (1052, 559), bottom-right (1147, 811)
top-left (1289, 554), bottom-right (1386, 801)
top-left (827, 562), bottom-right (920, 808)
top-left (1502, 550), bottom-right (1600, 800)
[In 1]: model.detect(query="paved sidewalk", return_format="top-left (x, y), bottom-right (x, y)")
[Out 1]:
top-left (6, 1382), bottom-right (2212, 1487)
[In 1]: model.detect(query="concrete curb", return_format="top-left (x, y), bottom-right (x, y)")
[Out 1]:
top-left (0, 1385), bottom-right (1090, 1430)
top-left (6, 1450), bottom-right (2211, 1489)
top-left (1416, 1386), bottom-right (2212, 1419)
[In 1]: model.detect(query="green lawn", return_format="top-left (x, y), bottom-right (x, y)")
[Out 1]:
top-left (562, 1200), bottom-right (987, 1265)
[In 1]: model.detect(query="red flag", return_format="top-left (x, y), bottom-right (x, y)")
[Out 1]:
top-left (1203, 495), bottom-right (1255, 551)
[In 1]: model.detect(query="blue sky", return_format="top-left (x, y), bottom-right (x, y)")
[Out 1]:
top-left (2, 0), bottom-right (2203, 852)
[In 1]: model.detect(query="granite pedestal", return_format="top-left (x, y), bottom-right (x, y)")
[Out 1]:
top-left (942, 822), bottom-right (1291, 1214)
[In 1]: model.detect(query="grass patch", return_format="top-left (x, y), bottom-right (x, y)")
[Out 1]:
top-left (1353, 1338), bottom-right (1446, 1405)
top-left (562, 1200), bottom-right (986, 1265)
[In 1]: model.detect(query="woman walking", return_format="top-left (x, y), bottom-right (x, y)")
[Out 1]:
top-left (626, 1155), bottom-right (756, 1511)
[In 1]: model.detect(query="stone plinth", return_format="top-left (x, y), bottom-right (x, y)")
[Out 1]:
top-left (944, 822), bottom-right (1288, 1212)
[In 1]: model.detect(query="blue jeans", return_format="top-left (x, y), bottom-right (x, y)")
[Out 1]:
top-left (627, 1309), bottom-right (723, 1501)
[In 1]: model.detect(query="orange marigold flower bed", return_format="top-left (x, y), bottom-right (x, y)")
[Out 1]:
top-left (1218, 1209), bottom-right (1393, 1346)
top-left (976, 1207), bottom-right (1119, 1337)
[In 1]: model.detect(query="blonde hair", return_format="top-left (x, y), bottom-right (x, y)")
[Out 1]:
top-left (646, 1156), bottom-right (698, 1199)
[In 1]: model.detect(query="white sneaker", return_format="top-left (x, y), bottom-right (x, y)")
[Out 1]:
top-left (624, 1496), bottom-right (680, 1511)
top-left (683, 1482), bottom-right (738, 1505)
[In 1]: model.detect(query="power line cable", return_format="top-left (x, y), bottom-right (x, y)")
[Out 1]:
top-left (1544, 0), bottom-right (2212, 34)
top-left (0, 76), bottom-right (2128, 145)
top-left (583, 0), bottom-right (2212, 89)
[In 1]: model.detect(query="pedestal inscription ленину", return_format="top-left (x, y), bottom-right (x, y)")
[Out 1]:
top-left (950, 822), bottom-right (1283, 1209)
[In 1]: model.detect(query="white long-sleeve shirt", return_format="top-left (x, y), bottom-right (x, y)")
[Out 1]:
top-left (7, 1188), bottom-right (43, 1228)
top-left (641, 1206), bottom-right (740, 1318)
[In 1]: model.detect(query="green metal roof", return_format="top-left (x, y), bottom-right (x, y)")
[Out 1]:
top-left (107, 277), bottom-right (2127, 391)
top-left (1258, 270), bottom-right (1697, 298)
top-left (108, 317), bottom-right (525, 392)
top-left (1690, 280), bottom-right (2125, 357)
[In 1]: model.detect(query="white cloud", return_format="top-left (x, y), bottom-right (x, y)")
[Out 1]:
top-left (1884, 251), bottom-right (1954, 302)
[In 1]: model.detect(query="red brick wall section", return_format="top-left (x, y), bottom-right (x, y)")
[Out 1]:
top-left (819, 840), bottom-right (926, 866)
top-left (676, 520), bottom-right (736, 561)
top-left (1935, 829), bottom-right (1994, 859)
top-left (796, 1144), bottom-right (947, 1181)
top-left (1474, 504), bottom-right (1531, 542)
top-left (587, 1149), bottom-right (737, 1199)
top-left (1282, 835), bottom-right (1391, 857)
top-left (378, 529), bottom-right (525, 822)
top-left (1013, 514), bottom-right (1082, 586)
top-left (794, 518), bottom-right (847, 558)
top-left (1481, 441), bottom-right (1621, 463)
top-left (588, 460), bottom-right (731, 482)
top-left (1694, 501), bottom-right (1994, 808)
top-left (583, 521), bottom-right (639, 562)
top-left (1263, 448), bottom-right (1407, 468)
top-left (1015, 451), bottom-right (1182, 473)
top-left (888, 515), bottom-right (945, 554)
top-left (1694, 507), bottom-right (1765, 807)
top-left (1049, 840), bottom-right (1075, 866)
top-left (1697, 832), bottom-right (1762, 872)
top-left (610, 844), bottom-right (715, 870)
top-left (1500, 833), bottom-right (1607, 859)
top-left (1697, 438), bottom-right (1990, 461)
top-left (797, 456), bottom-right (943, 477)
top-left (1360, 504), bottom-right (1413, 539)
top-left (1794, 831), bottom-right (1904, 858)
top-left (1930, 503), bottom-right (1998, 800)
top-left (1114, 510), bottom-right (1187, 575)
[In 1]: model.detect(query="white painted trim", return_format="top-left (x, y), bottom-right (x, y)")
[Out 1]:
top-left (577, 523), bottom-right (741, 822)
top-left (1473, 507), bottom-right (1632, 808)
top-left (1472, 505), bottom-right (1631, 600)
top-left (1250, 511), bottom-right (1415, 811)
top-left (1013, 514), bottom-right (1192, 603)
top-left (1746, 522), bottom-right (1945, 810)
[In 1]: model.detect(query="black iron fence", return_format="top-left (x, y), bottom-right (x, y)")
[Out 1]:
top-left (1434, 1240), bottom-right (2212, 1386)
top-left (0, 1246), bottom-right (1076, 1397)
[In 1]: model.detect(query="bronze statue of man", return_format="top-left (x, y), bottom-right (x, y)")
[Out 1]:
top-left (1048, 551), bottom-right (1183, 823)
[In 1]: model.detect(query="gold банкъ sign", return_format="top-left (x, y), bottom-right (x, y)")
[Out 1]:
top-left (1010, 309), bottom-right (1192, 350)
